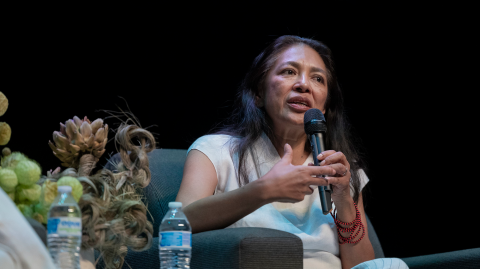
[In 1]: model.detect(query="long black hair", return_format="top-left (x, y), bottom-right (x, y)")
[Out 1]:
top-left (215, 35), bottom-right (365, 203)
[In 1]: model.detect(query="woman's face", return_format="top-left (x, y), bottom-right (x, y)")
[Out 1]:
top-left (262, 44), bottom-right (328, 130)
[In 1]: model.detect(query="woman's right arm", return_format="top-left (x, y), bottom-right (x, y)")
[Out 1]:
top-left (176, 149), bottom-right (269, 233)
top-left (176, 144), bottom-right (337, 233)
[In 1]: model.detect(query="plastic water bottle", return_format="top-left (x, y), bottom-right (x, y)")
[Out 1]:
top-left (47, 185), bottom-right (82, 269)
top-left (159, 202), bottom-right (192, 268)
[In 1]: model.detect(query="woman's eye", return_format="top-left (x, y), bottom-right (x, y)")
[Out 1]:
top-left (315, 77), bottom-right (324, 83)
top-left (283, 69), bottom-right (294, 75)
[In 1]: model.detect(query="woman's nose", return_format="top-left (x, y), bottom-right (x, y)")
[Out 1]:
top-left (293, 74), bottom-right (310, 93)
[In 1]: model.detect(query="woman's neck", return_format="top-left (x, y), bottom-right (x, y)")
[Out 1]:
top-left (268, 127), bottom-right (311, 166)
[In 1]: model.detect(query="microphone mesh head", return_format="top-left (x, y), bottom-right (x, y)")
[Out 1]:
top-left (304, 108), bottom-right (327, 135)
top-left (304, 108), bottom-right (325, 123)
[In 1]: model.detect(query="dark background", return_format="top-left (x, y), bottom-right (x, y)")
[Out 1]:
top-left (2, 9), bottom-right (477, 260)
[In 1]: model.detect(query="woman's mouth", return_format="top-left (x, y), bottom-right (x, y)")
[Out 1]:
top-left (287, 97), bottom-right (311, 112)
top-left (289, 101), bottom-right (308, 107)
top-left (287, 101), bottom-right (310, 112)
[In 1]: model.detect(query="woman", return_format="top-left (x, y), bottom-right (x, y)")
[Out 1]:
top-left (176, 36), bottom-right (408, 269)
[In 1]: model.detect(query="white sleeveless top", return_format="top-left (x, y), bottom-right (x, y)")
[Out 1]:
top-left (187, 133), bottom-right (369, 269)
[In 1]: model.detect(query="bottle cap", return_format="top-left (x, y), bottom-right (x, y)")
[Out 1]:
top-left (168, 202), bottom-right (182, 208)
top-left (57, 185), bottom-right (72, 193)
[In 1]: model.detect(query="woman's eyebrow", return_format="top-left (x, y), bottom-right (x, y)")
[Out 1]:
top-left (280, 61), bottom-right (326, 74)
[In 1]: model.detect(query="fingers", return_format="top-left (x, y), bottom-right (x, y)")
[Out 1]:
top-left (308, 174), bottom-right (352, 187)
top-left (324, 176), bottom-right (344, 185)
top-left (282, 143), bottom-right (293, 164)
top-left (308, 162), bottom-right (348, 177)
top-left (305, 186), bottom-right (315, 195)
top-left (316, 150), bottom-right (336, 160)
top-left (318, 151), bottom-right (348, 167)
top-left (328, 163), bottom-right (349, 177)
top-left (307, 176), bottom-right (330, 186)
top-left (304, 165), bottom-right (336, 177)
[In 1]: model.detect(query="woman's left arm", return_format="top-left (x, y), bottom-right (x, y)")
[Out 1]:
top-left (316, 151), bottom-right (375, 269)
top-left (334, 191), bottom-right (374, 269)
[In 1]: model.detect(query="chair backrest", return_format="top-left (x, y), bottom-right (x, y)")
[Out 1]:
top-left (105, 148), bottom-right (385, 258)
top-left (365, 214), bottom-right (385, 258)
top-left (105, 149), bottom-right (187, 237)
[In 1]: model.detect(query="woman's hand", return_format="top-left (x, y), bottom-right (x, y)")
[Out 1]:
top-left (309, 150), bottom-right (351, 204)
top-left (258, 143), bottom-right (337, 203)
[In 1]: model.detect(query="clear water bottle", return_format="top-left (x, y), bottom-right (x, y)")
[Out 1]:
top-left (159, 202), bottom-right (192, 268)
top-left (47, 185), bottom-right (82, 269)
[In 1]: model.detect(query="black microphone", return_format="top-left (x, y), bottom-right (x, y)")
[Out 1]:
top-left (304, 108), bottom-right (333, 215)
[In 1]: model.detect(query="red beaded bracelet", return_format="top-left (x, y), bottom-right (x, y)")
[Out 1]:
top-left (330, 202), bottom-right (365, 244)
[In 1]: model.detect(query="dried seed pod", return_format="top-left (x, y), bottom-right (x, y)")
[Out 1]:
top-left (0, 91), bottom-right (8, 117)
top-left (2, 147), bottom-right (11, 157)
top-left (0, 122), bottom-right (11, 146)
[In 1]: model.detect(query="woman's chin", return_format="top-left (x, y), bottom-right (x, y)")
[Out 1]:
top-left (276, 115), bottom-right (306, 130)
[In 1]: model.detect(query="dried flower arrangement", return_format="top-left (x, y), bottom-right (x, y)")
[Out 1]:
top-left (0, 90), bottom-right (154, 268)
top-left (43, 115), bottom-right (156, 269)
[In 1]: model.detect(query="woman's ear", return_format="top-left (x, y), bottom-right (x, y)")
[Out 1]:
top-left (255, 95), bottom-right (264, 108)
top-left (255, 88), bottom-right (265, 108)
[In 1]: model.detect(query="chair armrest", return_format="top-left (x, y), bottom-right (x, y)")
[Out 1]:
top-left (95, 227), bottom-right (303, 269)
top-left (400, 248), bottom-right (480, 269)
top-left (192, 227), bottom-right (303, 269)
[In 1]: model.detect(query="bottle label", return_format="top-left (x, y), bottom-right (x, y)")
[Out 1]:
top-left (159, 232), bottom-right (192, 249)
top-left (47, 217), bottom-right (82, 237)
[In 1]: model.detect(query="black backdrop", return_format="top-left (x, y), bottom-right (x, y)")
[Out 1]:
top-left (3, 10), bottom-right (477, 261)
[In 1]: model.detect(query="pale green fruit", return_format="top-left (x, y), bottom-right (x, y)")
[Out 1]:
top-left (32, 212), bottom-right (45, 224)
top-left (39, 179), bottom-right (58, 207)
top-left (1, 152), bottom-right (28, 169)
top-left (14, 160), bottom-right (41, 186)
top-left (17, 204), bottom-right (33, 218)
top-left (0, 168), bottom-right (18, 192)
top-left (7, 191), bottom-right (15, 201)
top-left (15, 184), bottom-right (41, 203)
top-left (33, 203), bottom-right (49, 224)
top-left (57, 176), bottom-right (83, 202)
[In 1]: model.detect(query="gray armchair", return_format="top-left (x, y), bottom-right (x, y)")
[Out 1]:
top-left (94, 149), bottom-right (479, 268)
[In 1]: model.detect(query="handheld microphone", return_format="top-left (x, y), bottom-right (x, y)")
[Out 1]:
top-left (304, 108), bottom-right (333, 215)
